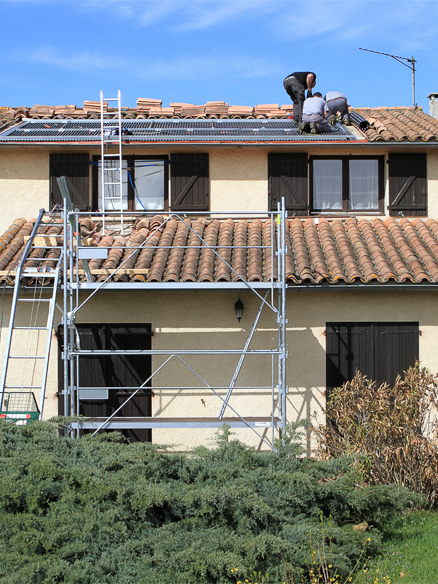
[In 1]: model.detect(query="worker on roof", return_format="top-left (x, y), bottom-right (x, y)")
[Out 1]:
top-left (299, 92), bottom-right (331, 134)
top-left (324, 91), bottom-right (351, 126)
top-left (283, 71), bottom-right (316, 124)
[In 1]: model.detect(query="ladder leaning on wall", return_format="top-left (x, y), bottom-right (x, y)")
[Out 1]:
top-left (100, 90), bottom-right (124, 234)
top-left (0, 209), bottom-right (64, 420)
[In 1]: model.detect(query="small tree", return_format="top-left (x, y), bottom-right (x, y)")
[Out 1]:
top-left (315, 363), bottom-right (438, 506)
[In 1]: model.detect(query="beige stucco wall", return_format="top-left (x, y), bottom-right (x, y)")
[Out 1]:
top-left (1, 147), bottom-right (438, 228)
top-left (1, 288), bottom-right (438, 451)
top-left (209, 149), bottom-right (267, 213)
top-left (0, 149), bottom-right (50, 236)
top-left (427, 149), bottom-right (438, 217)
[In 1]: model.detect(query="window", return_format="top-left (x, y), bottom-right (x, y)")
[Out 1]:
top-left (92, 155), bottom-right (168, 212)
top-left (268, 154), bottom-right (384, 215)
top-left (311, 156), bottom-right (384, 213)
top-left (326, 322), bottom-right (419, 397)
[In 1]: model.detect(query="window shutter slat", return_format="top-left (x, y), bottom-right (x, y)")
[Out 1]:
top-left (170, 153), bottom-right (209, 211)
top-left (389, 153), bottom-right (427, 216)
top-left (268, 153), bottom-right (308, 214)
top-left (50, 154), bottom-right (90, 210)
top-left (326, 322), bottom-right (419, 398)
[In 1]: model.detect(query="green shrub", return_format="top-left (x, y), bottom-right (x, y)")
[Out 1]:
top-left (0, 420), bottom-right (422, 583)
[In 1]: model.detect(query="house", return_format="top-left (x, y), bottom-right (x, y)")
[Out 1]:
top-left (1, 96), bottom-right (438, 451)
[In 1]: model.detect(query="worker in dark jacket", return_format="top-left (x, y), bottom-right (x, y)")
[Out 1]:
top-left (283, 71), bottom-right (316, 123)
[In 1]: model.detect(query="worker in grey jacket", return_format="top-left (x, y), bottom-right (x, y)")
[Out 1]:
top-left (324, 91), bottom-right (351, 125)
top-left (300, 93), bottom-right (331, 134)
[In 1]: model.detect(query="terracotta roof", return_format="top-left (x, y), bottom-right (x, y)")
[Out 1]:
top-left (355, 106), bottom-right (438, 142)
top-left (1, 100), bottom-right (437, 142)
top-left (3, 215), bottom-right (438, 285)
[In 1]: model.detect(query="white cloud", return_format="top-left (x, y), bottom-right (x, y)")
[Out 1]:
top-left (4, 0), bottom-right (280, 30)
top-left (24, 46), bottom-right (128, 73)
top-left (20, 45), bottom-right (275, 81)
top-left (276, 0), bottom-right (438, 50)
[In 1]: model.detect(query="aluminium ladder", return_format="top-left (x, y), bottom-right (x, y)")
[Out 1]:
top-left (100, 90), bottom-right (124, 233)
top-left (0, 209), bottom-right (64, 420)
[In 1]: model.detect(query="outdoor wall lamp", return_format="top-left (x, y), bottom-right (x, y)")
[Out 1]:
top-left (234, 299), bottom-right (244, 322)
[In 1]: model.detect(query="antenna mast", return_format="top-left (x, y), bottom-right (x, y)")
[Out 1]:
top-left (359, 47), bottom-right (417, 108)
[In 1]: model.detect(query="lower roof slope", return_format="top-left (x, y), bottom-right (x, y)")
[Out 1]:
top-left (2, 215), bottom-right (438, 285)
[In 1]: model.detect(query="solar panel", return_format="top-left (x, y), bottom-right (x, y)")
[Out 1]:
top-left (0, 118), bottom-right (357, 142)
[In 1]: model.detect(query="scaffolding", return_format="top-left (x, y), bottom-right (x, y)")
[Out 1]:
top-left (0, 90), bottom-right (289, 449)
top-left (60, 200), bottom-right (289, 450)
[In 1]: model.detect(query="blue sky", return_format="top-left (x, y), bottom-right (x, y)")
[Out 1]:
top-left (1, 0), bottom-right (438, 113)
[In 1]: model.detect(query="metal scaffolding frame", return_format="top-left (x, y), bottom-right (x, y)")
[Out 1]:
top-left (61, 200), bottom-right (289, 450)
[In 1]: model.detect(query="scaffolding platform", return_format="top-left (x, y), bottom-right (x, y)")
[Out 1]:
top-left (70, 416), bottom-right (282, 430)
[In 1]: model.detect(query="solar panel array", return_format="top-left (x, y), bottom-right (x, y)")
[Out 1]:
top-left (0, 118), bottom-right (356, 142)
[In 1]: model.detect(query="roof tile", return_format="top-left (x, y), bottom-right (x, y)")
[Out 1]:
top-left (3, 215), bottom-right (438, 286)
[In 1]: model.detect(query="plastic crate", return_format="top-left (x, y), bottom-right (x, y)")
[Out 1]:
top-left (0, 392), bottom-right (40, 425)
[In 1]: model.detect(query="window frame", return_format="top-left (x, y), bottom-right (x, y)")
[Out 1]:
top-left (310, 155), bottom-right (384, 214)
top-left (92, 154), bottom-right (169, 212)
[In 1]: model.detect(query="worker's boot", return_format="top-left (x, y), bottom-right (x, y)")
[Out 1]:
top-left (343, 116), bottom-right (351, 126)
top-left (328, 115), bottom-right (336, 126)
top-left (309, 122), bottom-right (318, 134)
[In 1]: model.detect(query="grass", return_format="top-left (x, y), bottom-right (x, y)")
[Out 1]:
top-left (355, 509), bottom-right (438, 584)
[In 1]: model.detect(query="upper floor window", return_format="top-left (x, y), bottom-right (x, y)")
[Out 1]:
top-left (311, 156), bottom-right (384, 213)
top-left (269, 153), bottom-right (385, 215)
top-left (93, 155), bottom-right (168, 212)
top-left (50, 153), bottom-right (210, 213)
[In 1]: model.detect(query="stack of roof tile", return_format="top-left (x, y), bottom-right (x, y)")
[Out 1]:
top-left (53, 106), bottom-right (77, 115)
top-left (147, 107), bottom-right (175, 117)
top-left (228, 105), bottom-right (254, 117)
top-left (137, 98), bottom-right (163, 112)
top-left (30, 105), bottom-right (55, 116)
top-left (83, 101), bottom-right (107, 113)
top-left (254, 104), bottom-right (282, 118)
top-left (205, 101), bottom-right (229, 116)
top-left (169, 103), bottom-right (186, 115)
top-left (180, 104), bottom-right (206, 117)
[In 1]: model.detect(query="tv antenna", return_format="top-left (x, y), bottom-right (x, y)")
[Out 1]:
top-left (359, 48), bottom-right (417, 108)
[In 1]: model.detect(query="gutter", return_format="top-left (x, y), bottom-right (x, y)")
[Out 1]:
top-left (287, 283), bottom-right (438, 291)
top-left (2, 141), bottom-right (437, 151)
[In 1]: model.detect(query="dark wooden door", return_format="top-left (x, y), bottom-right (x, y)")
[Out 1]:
top-left (326, 322), bottom-right (419, 397)
top-left (58, 323), bottom-right (152, 442)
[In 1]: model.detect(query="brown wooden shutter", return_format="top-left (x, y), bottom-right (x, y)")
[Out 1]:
top-left (326, 322), bottom-right (419, 398)
top-left (170, 153), bottom-right (209, 211)
top-left (50, 153), bottom-right (90, 210)
top-left (388, 153), bottom-right (427, 216)
top-left (268, 153), bottom-right (308, 215)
